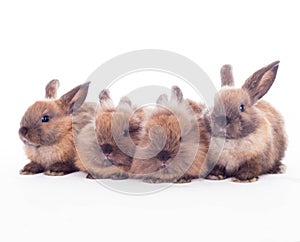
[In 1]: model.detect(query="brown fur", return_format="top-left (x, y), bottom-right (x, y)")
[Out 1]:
top-left (220, 64), bottom-right (234, 87)
top-left (19, 80), bottom-right (94, 175)
top-left (20, 161), bottom-right (44, 175)
top-left (206, 61), bottom-right (287, 182)
top-left (187, 99), bottom-right (206, 114)
top-left (242, 61), bottom-right (279, 104)
top-left (45, 79), bottom-right (59, 99)
top-left (76, 90), bottom-right (143, 179)
top-left (130, 86), bottom-right (210, 183)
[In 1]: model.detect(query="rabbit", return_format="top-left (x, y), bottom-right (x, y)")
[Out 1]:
top-left (76, 90), bottom-right (144, 179)
top-left (19, 79), bottom-right (96, 176)
top-left (205, 61), bottom-right (287, 183)
top-left (130, 86), bottom-right (210, 183)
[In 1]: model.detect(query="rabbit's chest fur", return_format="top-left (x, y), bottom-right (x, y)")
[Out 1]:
top-left (209, 116), bottom-right (272, 173)
top-left (25, 135), bottom-right (75, 168)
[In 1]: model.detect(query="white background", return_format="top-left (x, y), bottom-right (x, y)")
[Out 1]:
top-left (1, 1), bottom-right (300, 242)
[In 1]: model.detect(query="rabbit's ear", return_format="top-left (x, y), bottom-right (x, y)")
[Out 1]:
top-left (118, 96), bottom-right (132, 108)
top-left (220, 65), bottom-right (234, 87)
top-left (99, 89), bottom-right (114, 110)
top-left (117, 96), bottom-right (133, 113)
top-left (171, 86), bottom-right (183, 103)
top-left (45, 79), bottom-right (60, 99)
top-left (59, 82), bottom-right (90, 114)
top-left (156, 94), bottom-right (168, 105)
top-left (242, 61), bottom-right (279, 104)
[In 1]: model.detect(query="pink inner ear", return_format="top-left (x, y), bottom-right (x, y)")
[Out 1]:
top-left (261, 69), bottom-right (276, 84)
top-left (256, 69), bottom-right (277, 99)
top-left (243, 63), bottom-right (279, 104)
top-left (59, 82), bottom-right (90, 113)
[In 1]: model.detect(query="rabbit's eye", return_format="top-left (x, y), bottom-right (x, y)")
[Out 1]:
top-left (239, 104), bottom-right (245, 112)
top-left (179, 136), bottom-right (183, 142)
top-left (41, 115), bottom-right (50, 123)
top-left (123, 129), bottom-right (129, 137)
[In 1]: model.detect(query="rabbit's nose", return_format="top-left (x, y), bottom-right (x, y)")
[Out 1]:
top-left (19, 127), bottom-right (28, 136)
top-left (101, 144), bottom-right (113, 155)
top-left (156, 150), bottom-right (171, 161)
top-left (214, 115), bottom-right (229, 127)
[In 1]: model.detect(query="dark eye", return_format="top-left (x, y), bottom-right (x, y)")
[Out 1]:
top-left (41, 115), bottom-right (50, 123)
top-left (123, 129), bottom-right (129, 137)
top-left (239, 104), bottom-right (245, 112)
top-left (179, 136), bottom-right (183, 142)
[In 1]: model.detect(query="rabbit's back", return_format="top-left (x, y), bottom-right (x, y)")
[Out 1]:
top-left (256, 100), bottom-right (287, 164)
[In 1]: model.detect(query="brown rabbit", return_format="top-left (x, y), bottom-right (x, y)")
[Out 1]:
top-left (19, 79), bottom-right (95, 176)
top-left (76, 90), bottom-right (143, 179)
top-left (130, 86), bottom-right (210, 183)
top-left (205, 61), bottom-right (287, 182)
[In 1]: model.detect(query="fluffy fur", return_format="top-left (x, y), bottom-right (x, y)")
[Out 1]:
top-left (19, 80), bottom-right (95, 176)
top-left (76, 90), bottom-right (143, 179)
top-left (130, 86), bottom-right (210, 183)
top-left (205, 61), bottom-right (287, 182)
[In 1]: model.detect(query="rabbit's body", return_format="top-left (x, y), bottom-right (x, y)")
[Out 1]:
top-left (73, 102), bottom-right (97, 135)
top-left (209, 100), bottom-right (286, 176)
top-left (76, 122), bottom-right (128, 179)
top-left (19, 80), bottom-right (93, 176)
top-left (130, 86), bottom-right (210, 183)
top-left (206, 62), bottom-right (287, 182)
top-left (77, 90), bottom-right (143, 179)
top-left (23, 125), bottom-right (76, 169)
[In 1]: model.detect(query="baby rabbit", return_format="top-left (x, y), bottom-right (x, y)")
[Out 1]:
top-left (76, 90), bottom-right (143, 179)
top-left (206, 61), bottom-right (287, 182)
top-left (19, 79), bottom-right (95, 176)
top-left (130, 86), bottom-right (210, 183)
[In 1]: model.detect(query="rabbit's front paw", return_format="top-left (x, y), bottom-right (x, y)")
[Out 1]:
top-left (110, 172), bottom-right (129, 180)
top-left (45, 161), bottom-right (78, 176)
top-left (20, 161), bottom-right (44, 175)
top-left (143, 177), bottom-right (163, 183)
top-left (175, 175), bottom-right (193, 183)
top-left (206, 174), bottom-right (226, 180)
top-left (206, 164), bottom-right (227, 180)
top-left (232, 160), bottom-right (260, 183)
top-left (232, 177), bottom-right (259, 183)
top-left (268, 163), bottom-right (286, 174)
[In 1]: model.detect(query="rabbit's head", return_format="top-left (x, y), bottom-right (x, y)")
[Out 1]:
top-left (131, 86), bottom-right (201, 180)
top-left (19, 79), bottom-right (90, 147)
top-left (95, 90), bottom-right (143, 171)
top-left (210, 61), bottom-right (280, 139)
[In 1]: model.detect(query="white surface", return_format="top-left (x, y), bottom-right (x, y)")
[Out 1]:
top-left (1, 1), bottom-right (300, 242)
